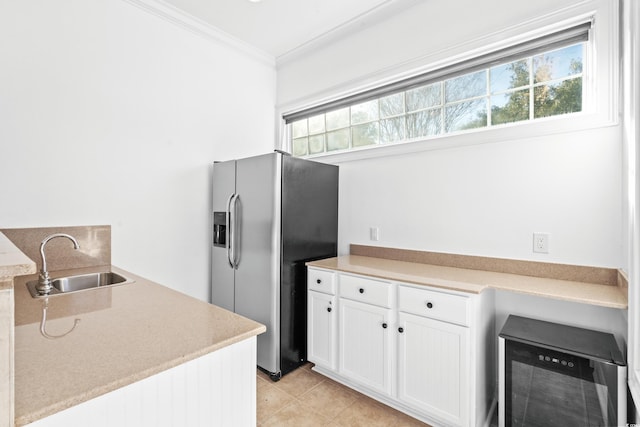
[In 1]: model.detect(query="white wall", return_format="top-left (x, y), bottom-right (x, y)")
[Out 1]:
top-left (0, 0), bottom-right (276, 301)
top-left (277, 0), bottom-right (622, 270)
top-left (337, 125), bottom-right (621, 266)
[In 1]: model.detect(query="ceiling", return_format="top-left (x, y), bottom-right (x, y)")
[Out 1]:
top-left (160, 0), bottom-right (415, 60)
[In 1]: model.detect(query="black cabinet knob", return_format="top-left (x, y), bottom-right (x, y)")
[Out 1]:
top-left (327, 307), bottom-right (332, 313)
top-left (382, 322), bottom-right (388, 329)
top-left (359, 288), bottom-right (364, 294)
top-left (398, 327), bottom-right (404, 333)
top-left (316, 279), bottom-right (322, 284)
top-left (426, 302), bottom-right (433, 309)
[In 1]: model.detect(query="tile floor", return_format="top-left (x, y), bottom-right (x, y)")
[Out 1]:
top-left (257, 363), bottom-right (431, 426)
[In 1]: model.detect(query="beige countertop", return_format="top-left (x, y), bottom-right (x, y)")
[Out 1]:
top-left (308, 255), bottom-right (628, 309)
top-left (12, 266), bottom-right (266, 426)
top-left (0, 232), bottom-right (36, 285)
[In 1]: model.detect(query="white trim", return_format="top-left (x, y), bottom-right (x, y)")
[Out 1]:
top-left (121, 0), bottom-right (276, 67)
top-left (624, 0), bottom-right (640, 411)
top-left (498, 337), bottom-right (505, 427)
top-left (277, 0), bottom-right (619, 161)
top-left (618, 364), bottom-right (629, 425)
top-left (276, 0), bottom-right (422, 66)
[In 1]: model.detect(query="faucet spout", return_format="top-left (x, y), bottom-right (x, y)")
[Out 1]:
top-left (37, 233), bottom-right (80, 295)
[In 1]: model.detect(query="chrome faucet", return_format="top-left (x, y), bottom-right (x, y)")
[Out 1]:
top-left (36, 233), bottom-right (80, 295)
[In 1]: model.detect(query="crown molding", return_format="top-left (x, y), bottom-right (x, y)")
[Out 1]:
top-left (122, 0), bottom-right (276, 68)
top-left (275, 0), bottom-right (421, 67)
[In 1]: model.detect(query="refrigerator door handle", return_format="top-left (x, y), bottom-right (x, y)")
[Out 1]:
top-left (228, 193), bottom-right (240, 269)
top-left (231, 194), bottom-right (240, 270)
top-left (226, 193), bottom-right (236, 268)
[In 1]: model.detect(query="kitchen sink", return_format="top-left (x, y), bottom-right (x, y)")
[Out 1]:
top-left (27, 272), bottom-right (133, 297)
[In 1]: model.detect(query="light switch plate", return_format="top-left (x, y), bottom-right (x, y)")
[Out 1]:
top-left (370, 227), bottom-right (379, 241)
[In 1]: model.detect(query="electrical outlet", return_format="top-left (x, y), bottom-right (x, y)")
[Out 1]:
top-left (370, 227), bottom-right (379, 241)
top-left (533, 233), bottom-right (549, 254)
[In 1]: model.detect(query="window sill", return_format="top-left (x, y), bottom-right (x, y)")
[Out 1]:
top-left (301, 112), bottom-right (618, 164)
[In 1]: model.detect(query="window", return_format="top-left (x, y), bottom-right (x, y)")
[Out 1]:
top-left (285, 23), bottom-right (590, 158)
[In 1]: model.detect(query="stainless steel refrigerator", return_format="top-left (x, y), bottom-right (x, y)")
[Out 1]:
top-left (211, 151), bottom-right (338, 380)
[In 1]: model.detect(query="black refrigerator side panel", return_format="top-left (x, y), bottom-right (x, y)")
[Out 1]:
top-left (280, 156), bottom-right (339, 376)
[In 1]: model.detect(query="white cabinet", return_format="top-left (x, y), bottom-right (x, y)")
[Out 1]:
top-left (337, 273), bottom-right (393, 395)
top-left (339, 298), bottom-right (392, 395)
top-left (308, 267), bottom-right (336, 294)
top-left (339, 273), bottom-right (392, 307)
top-left (307, 290), bottom-right (336, 370)
top-left (307, 268), bottom-right (337, 371)
top-left (397, 311), bottom-right (469, 426)
top-left (398, 285), bottom-right (469, 326)
top-left (307, 266), bottom-right (493, 427)
top-left (396, 283), bottom-right (471, 425)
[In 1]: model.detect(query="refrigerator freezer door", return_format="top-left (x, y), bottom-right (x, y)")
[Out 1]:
top-left (234, 153), bottom-right (281, 375)
top-left (211, 160), bottom-right (236, 312)
top-left (280, 156), bottom-right (339, 375)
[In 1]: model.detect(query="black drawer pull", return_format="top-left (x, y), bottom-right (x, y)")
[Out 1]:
top-left (359, 288), bottom-right (364, 294)
top-left (327, 307), bottom-right (332, 313)
top-left (316, 279), bottom-right (322, 284)
top-left (426, 302), bottom-right (433, 309)
top-left (398, 327), bottom-right (404, 333)
top-left (382, 322), bottom-right (388, 329)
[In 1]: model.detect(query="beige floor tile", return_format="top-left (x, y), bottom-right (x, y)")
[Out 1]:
top-left (263, 399), bottom-right (331, 427)
top-left (257, 368), bottom-right (273, 382)
top-left (299, 378), bottom-right (360, 420)
top-left (257, 372), bottom-right (270, 387)
top-left (273, 366), bottom-right (326, 397)
top-left (394, 411), bottom-right (432, 426)
top-left (300, 361), bottom-right (315, 370)
top-left (257, 365), bottom-right (432, 427)
top-left (332, 396), bottom-right (402, 427)
top-left (257, 382), bottom-right (295, 423)
top-left (257, 375), bottom-right (272, 395)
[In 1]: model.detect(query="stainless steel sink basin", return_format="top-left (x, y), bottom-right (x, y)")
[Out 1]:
top-left (27, 272), bottom-right (133, 297)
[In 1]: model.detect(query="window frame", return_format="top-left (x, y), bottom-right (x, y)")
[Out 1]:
top-left (277, 1), bottom-right (618, 163)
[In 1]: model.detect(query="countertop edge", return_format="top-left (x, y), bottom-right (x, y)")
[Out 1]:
top-left (0, 232), bottom-right (37, 285)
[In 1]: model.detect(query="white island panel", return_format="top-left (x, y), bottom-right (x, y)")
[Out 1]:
top-left (28, 337), bottom-right (257, 427)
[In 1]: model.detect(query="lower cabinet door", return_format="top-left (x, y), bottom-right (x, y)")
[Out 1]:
top-left (307, 290), bottom-right (336, 370)
top-left (397, 312), bottom-right (469, 426)
top-left (339, 298), bottom-right (391, 395)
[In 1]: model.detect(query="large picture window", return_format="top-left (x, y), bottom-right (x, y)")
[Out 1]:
top-left (285, 23), bottom-right (590, 158)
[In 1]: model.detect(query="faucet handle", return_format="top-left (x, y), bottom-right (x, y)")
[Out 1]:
top-left (36, 271), bottom-right (53, 295)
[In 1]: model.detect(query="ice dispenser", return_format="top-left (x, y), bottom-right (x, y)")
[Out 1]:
top-left (213, 211), bottom-right (226, 247)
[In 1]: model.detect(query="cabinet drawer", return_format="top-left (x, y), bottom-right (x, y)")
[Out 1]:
top-left (339, 274), bottom-right (392, 308)
top-left (308, 268), bottom-right (336, 294)
top-left (398, 285), bottom-right (469, 327)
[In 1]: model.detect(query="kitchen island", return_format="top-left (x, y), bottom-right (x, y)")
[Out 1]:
top-left (1, 227), bottom-right (265, 426)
